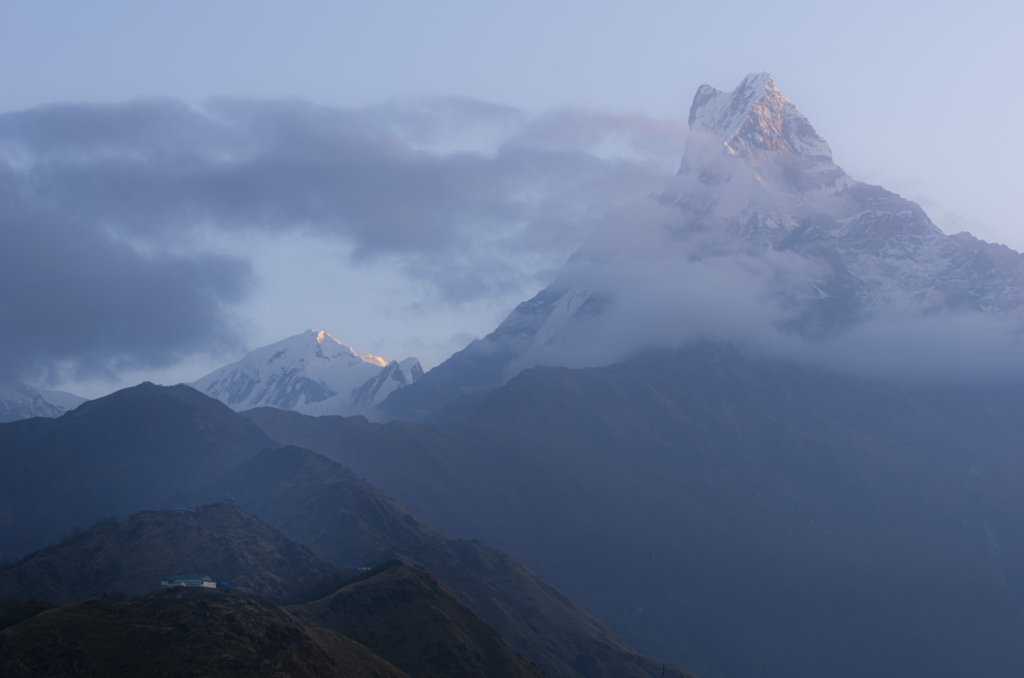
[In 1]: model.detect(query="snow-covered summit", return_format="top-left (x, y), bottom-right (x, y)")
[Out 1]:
top-left (191, 330), bottom-right (421, 417)
top-left (680, 72), bottom-right (841, 189)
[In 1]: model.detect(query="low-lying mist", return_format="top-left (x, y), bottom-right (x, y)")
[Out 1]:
top-left (513, 197), bottom-right (1024, 385)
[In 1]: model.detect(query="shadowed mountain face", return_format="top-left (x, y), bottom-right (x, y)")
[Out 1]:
top-left (202, 445), bottom-right (682, 678)
top-left (291, 562), bottom-right (545, 678)
top-left (244, 342), bottom-right (1024, 678)
top-left (0, 503), bottom-right (555, 678)
top-left (0, 587), bottom-right (410, 678)
top-left (0, 385), bottom-right (680, 678)
top-left (0, 503), bottom-right (339, 605)
top-left (0, 382), bottom-right (277, 561)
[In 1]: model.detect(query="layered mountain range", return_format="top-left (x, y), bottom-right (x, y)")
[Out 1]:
top-left (0, 502), bottom-right (547, 678)
top-left (17, 74), bottom-right (1022, 427)
top-left (247, 341), bottom-right (1024, 678)
top-left (191, 330), bottom-right (422, 417)
top-left (6, 72), bottom-right (1024, 678)
top-left (0, 383), bottom-right (676, 678)
top-left (380, 73), bottom-right (1024, 421)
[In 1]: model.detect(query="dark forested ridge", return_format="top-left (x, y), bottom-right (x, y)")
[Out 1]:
top-left (0, 493), bottom-right (568, 678)
top-left (291, 562), bottom-right (545, 678)
top-left (7, 341), bottom-right (1023, 676)
top-left (0, 587), bottom-right (410, 678)
top-left (0, 386), bottom-right (681, 678)
top-left (0, 383), bottom-right (276, 560)
top-left (0, 508), bottom-right (554, 678)
top-left (243, 341), bottom-right (1024, 678)
top-left (0, 503), bottom-right (338, 605)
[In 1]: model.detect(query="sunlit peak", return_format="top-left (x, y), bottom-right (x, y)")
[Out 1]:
top-left (313, 330), bottom-right (341, 346)
top-left (357, 353), bottom-right (389, 367)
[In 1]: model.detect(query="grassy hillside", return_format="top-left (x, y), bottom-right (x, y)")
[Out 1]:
top-left (0, 503), bottom-right (339, 605)
top-left (0, 383), bottom-right (277, 561)
top-left (204, 445), bottom-right (680, 678)
top-left (292, 562), bottom-right (544, 678)
top-left (0, 587), bottom-right (408, 678)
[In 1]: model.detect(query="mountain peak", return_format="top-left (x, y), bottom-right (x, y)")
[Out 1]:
top-left (682, 72), bottom-right (835, 182)
top-left (192, 331), bottom-right (422, 416)
top-left (312, 329), bottom-right (340, 346)
top-left (687, 72), bottom-right (775, 129)
top-left (306, 329), bottom-right (387, 366)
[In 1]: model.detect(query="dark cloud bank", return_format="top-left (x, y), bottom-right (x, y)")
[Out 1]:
top-left (0, 97), bottom-right (683, 383)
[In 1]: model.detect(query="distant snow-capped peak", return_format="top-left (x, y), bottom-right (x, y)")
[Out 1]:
top-left (0, 382), bottom-right (89, 423)
top-left (191, 330), bottom-right (421, 417)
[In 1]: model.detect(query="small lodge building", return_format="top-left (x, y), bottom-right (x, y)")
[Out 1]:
top-left (161, 575), bottom-right (217, 589)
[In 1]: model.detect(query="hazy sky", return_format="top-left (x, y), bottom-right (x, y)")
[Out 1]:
top-left (1, 1), bottom-right (1021, 396)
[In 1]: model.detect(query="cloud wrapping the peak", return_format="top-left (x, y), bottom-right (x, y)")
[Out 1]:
top-left (501, 196), bottom-right (1024, 386)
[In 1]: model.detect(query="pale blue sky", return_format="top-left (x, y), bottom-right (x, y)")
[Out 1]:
top-left (2, 1), bottom-right (1021, 395)
top-left (4, 1), bottom-right (1021, 216)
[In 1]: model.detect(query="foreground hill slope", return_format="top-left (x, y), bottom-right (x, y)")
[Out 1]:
top-left (244, 342), bottom-right (1024, 678)
top-left (0, 382), bottom-right (277, 560)
top-left (292, 562), bottom-right (544, 678)
top-left (0, 385), bottom-right (680, 677)
top-left (0, 503), bottom-right (339, 605)
top-left (1, 504), bottom-right (553, 678)
top-left (203, 445), bottom-right (680, 678)
top-left (0, 588), bottom-right (408, 678)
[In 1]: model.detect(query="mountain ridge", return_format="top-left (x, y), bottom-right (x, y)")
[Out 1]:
top-left (204, 443), bottom-right (681, 678)
top-left (0, 587), bottom-right (411, 678)
top-left (0, 382), bottom-right (277, 560)
top-left (192, 329), bottom-right (422, 418)
top-left (0, 503), bottom-right (339, 605)
top-left (290, 563), bottom-right (546, 678)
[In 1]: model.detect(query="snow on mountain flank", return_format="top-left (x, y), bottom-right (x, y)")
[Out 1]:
top-left (191, 330), bottom-right (421, 417)
top-left (519, 71), bottom-right (1024, 350)
top-left (382, 72), bottom-right (1024, 419)
top-left (0, 383), bottom-right (89, 423)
